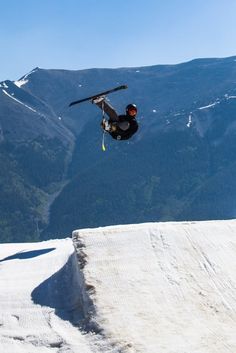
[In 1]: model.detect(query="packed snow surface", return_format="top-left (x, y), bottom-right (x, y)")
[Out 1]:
top-left (1, 220), bottom-right (236, 352)
top-left (0, 239), bottom-right (94, 353)
top-left (73, 220), bottom-right (236, 353)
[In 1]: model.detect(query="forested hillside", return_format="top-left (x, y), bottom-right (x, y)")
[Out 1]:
top-left (1, 57), bottom-right (236, 241)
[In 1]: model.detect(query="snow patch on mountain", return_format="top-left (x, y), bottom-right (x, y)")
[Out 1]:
top-left (14, 79), bottom-right (29, 88)
top-left (187, 113), bottom-right (192, 127)
top-left (0, 82), bottom-right (9, 88)
top-left (2, 89), bottom-right (37, 113)
top-left (198, 101), bottom-right (220, 110)
top-left (226, 95), bottom-right (236, 99)
top-left (14, 68), bottom-right (39, 87)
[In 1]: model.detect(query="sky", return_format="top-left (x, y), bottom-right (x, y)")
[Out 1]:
top-left (0, 0), bottom-right (236, 81)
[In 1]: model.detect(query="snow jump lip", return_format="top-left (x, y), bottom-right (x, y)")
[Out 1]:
top-left (72, 219), bottom-right (236, 353)
top-left (1, 220), bottom-right (236, 353)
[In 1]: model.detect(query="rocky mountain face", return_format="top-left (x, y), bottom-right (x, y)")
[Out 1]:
top-left (1, 57), bottom-right (236, 242)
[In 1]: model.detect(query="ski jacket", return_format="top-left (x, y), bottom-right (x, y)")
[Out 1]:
top-left (94, 99), bottom-right (138, 140)
top-left (109, 114), bottom-right (138, 140)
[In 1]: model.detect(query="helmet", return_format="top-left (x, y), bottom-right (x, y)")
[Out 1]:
top-left (126, 103), bottom-right (137, 115)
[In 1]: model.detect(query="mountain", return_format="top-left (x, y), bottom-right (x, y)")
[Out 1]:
top-left (1, 57), bottom-right (236, 241)
top-left (0, 75), bottom-right (74, 242)
top-left (1, 220), bottom-right (236, 352)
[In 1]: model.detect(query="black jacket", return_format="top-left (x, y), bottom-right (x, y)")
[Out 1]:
top-left (109, 114), bottom-right (138, 140)
top-left (94, 99), bottom-right (138, 140)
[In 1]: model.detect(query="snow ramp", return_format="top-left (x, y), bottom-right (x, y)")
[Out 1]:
top-left (0, 239), bottom-right (95, 353)
top-left (73, 220), bottom-right (236, 353)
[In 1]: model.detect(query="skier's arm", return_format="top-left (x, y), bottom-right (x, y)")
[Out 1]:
top-left (94, 99), bottom-right (119, 122)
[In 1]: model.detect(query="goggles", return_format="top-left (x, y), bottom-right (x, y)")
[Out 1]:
top-left (128, 108), bottom-right (137, 114)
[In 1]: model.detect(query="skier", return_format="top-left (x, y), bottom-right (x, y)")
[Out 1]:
top-left (92, 96), bottom-right (138, 140)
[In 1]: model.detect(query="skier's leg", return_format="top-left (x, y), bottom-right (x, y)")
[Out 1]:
top-left (92, 97), bottom-right (119, 122)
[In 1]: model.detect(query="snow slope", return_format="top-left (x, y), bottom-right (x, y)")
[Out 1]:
top-left (73, 220), bottom-right (236, 353)
top-left (1, 220), bottom-right (236, 353)
top-left (0, 239), bottom-right (95, 353)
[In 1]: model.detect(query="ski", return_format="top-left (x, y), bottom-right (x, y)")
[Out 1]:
top-left (69, 84), bottom-right (128, 107)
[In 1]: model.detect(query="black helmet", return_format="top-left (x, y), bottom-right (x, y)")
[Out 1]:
top-left (126, 103), bottom-right (137, 115)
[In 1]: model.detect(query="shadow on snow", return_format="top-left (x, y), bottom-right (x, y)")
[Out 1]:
top-left (0, 248), bottom-right (56, 262)
top-left (31, 253), bottom-right (85, 325)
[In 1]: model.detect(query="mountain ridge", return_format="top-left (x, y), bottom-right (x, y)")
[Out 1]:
top-left (1, 56), bottom-right (236, 241)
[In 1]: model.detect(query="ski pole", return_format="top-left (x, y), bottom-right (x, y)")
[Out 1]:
top-left (102, 131), bottom-right (106, 151)
top-left (101, 100), bottom-right (107, 151)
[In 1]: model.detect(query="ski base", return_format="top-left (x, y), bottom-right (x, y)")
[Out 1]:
top-left (69, 85), bottom-right (128, 107)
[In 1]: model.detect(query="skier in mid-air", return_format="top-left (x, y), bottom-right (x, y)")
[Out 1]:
top-left (92, 96), bottom-right (138, 140)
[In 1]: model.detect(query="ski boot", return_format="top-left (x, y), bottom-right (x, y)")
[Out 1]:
top-left (92, 95), bottom-right (105, 104)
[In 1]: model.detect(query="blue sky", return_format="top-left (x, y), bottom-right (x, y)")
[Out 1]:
top-left (1, 0), bottom-right (236, 81)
